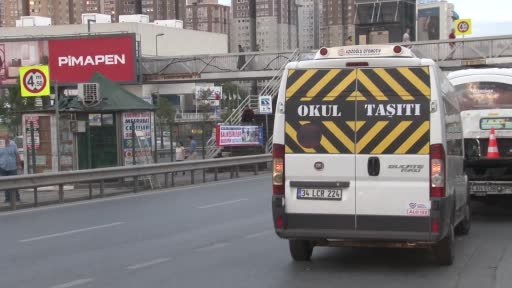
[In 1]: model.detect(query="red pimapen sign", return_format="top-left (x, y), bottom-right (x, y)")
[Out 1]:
top-left (48, 35), bottom-right (136, 84)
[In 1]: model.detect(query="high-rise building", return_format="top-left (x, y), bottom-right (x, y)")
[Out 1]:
top-left (297, 0), bottom-right (321, 50)
top-left (26, 0), bottom-right (75, 25)
top-left (320, 0), bottom-right (356, 47)
top-left (354, 0), bottom-right (415, 44)
top-left (231, 0), bottom-right (298, 52)
top-left (0, 0), bottom-right (4, 27)
top-left (186, 0), bottom-right (230, 35)
top-left (1, 0), bottom-right (187, 25)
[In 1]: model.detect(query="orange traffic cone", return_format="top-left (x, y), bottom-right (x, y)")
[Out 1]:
top-left (487, 127), bottom-right (500, 158)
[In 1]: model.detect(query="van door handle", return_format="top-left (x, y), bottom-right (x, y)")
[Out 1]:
top-left (368, 157), bottom-right (380, 176)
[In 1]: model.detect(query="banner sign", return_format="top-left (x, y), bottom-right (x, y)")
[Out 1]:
top-left (24, 115), bottom-right (40, 150)
top-left (122, 112), bottom-right (153, 165)
top-left (215, 125), bottom-right (264, 147)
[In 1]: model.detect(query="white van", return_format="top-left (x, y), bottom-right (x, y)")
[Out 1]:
top-left (272, 45), bottom-right (470, 265)
top-left (448, 69), bottom-right (512, 196)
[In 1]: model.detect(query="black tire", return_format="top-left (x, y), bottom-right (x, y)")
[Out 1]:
top-left (433, 224), bottom-right (455, 266)
top-left (289, 240), bottom-right (313, 261)
top-left (455, 202), bottom-right (471, 235)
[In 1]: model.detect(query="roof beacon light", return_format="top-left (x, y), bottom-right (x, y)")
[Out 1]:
top-left (319, 47), bottom-right (328, 56)
top-left (393, 45), bottom-right (403, 54)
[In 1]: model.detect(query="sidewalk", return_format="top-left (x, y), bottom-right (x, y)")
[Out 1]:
top-left (1, 167), bottom-right (271, 211)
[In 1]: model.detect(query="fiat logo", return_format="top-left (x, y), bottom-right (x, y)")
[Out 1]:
top-left (314, 161), bottom-right (324, 170)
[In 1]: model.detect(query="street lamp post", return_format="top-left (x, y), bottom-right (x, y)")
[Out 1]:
top-left (87, 19), bottom-right (96, 33)
top-left (155, 33), bottom-right (164, 56)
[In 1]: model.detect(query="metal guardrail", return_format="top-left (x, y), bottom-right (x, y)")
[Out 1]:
top-left (0, 154), bottom-right (272, 210)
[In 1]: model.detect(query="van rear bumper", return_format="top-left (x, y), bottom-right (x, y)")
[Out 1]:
top-left (274, 213), bottom-right (437, 242)
top-left (276, 228), bottom-right (433, 242)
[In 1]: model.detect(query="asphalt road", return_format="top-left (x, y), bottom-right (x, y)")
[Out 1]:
top-left (1, 175), bottom-right (512, 288)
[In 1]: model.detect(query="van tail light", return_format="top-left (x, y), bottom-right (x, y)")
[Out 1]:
top-left (431, 218), bottom-right (440, 233)
top-left (430, 144), bottom-right (445, 198)
top-left (272, 144), bottom-right (285, 195)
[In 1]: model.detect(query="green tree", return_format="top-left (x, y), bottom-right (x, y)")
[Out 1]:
top-left (0, 87), bottom-right (36, 136)
top-left (197, 88), bottom-right (214, 159)
top-left (155, 97), bottom-right (176, 159)
top-left (217, 82), bottom-right (248, 123)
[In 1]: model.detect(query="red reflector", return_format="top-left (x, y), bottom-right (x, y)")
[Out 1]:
top-left (319, 47), bottom-right (328, 56)
top-left (273, 184), bottom-right (284, 195)
top-left (346, 62), bottom-right (369, 67)
top-left (276, 216), bottom-right (284, 229)
top-left (393, 45), bottom-right (402, 54)
top-left (431, 219), bottom-right (440, 233)
top-left (431, 187), bottom-right (444, 198)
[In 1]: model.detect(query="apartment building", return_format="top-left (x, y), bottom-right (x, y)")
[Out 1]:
top-left (231, 0), bottom-right (298, 52)
top-left (186, 0), bottom-right (230, 35)
top-left (1, 0), bottom-right (187, 25)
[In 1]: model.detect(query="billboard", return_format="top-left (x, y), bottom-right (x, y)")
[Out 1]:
top-left (195, 85), bottom-right (222, 106)
top-left (454, 82), bottom-right (512, 111)
top-left (0, 34), bottom-right (136, 85)
top-left (216, 125), bottom-right (264, 147)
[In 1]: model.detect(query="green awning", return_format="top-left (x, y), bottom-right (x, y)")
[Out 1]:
top-left (60, 72), bottom-right (155, 112)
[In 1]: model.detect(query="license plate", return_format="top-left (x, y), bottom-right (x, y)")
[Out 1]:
top-left (297, 188), bottom-right (342, 200)
top-left (470, 184), bottom-right (497, 194)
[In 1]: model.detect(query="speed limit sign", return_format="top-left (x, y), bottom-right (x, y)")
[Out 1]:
top-left (455, 18), bottom-right (472, 36)
top-left (19, 65), bottom-right (50, 97)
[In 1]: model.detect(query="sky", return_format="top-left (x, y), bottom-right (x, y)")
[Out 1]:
top-left (217, 0), bottom-right (511, 38)
top-left (449, 0), bottom-right (512, 37)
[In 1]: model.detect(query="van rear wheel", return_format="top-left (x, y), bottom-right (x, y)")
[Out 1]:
top-left (433, 224), bottom-right (455, 266)
top-left (289, 240), bottom-right (313, 261)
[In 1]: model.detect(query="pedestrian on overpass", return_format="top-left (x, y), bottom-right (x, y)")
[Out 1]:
top-left (448, 28), bottom-right (456, 59)
top-left (187, 135), bottom-right (198, 160)
top-left (0, 133), bottom-right (21, 203)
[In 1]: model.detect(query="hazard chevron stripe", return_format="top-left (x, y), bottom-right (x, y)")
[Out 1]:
top-left (285, 67), bottom-right (431, 155)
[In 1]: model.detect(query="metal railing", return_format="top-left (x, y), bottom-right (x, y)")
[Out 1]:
top-left (141, 50), bottom-right (301, 81)
top-left (141, 35), bottom-right (512, 82)
top-left (0, 154), bottom-right (272, 210)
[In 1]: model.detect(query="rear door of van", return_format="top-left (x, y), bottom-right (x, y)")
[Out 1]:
top-left (354, 67), bottom-right (432, 232)
top-left (284, 68), bottom-right (357, 231)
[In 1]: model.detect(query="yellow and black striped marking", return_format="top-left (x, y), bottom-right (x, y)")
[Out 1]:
top-left (285, 67), bottom-right (431, 155)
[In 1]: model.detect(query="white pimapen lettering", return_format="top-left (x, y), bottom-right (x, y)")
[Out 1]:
top-left (297, 105), bottom-right (342, 117)
top-left (364, 104), bottom-right (421, 116)
top-left (58, 54), bottom-right (126, 67)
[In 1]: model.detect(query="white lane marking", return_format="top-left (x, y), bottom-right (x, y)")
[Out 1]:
top-left (195, 242), bottom-right (229, 252)
top-left (50, 278), bottom-right (93, 288)
top-left (20, 222), bottom-right (125, 243)
top-left (244, 230), bottom-right (273, 239)
top-left (0, 174), bottom-right (270, 217)
top-left (197, 198), bottom-right (248, 209)
top-left (126, 257), bottom-right (171, 270)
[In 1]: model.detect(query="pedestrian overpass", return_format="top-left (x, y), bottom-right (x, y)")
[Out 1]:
top-left (141, 34), bottom-right (512, 84)
top-left (142, 34), bottom-right (512, 159)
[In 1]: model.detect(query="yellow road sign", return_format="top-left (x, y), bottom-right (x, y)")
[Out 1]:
top-left (19, 65), bottom-right (50, 97)
top-left (455, 19), bottom-right (472, 36)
